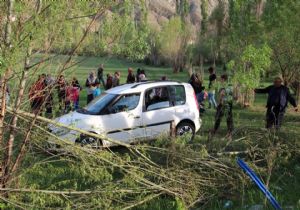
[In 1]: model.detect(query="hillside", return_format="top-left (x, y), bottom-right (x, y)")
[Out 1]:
top-left (146, 0), bottom-right (223, 34)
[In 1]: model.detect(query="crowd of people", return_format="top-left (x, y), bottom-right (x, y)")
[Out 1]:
top-left (28, 64), bottom-right (149, 116)
top-left (28, 63), bottom-right (298, 134)
top-left (29, 74), bottom-right (82, 116)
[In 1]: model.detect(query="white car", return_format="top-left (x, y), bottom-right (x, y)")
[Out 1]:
top-left (49, 81), bottom-right (201, 147)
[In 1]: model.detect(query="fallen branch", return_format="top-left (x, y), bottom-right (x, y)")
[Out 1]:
top-left (0, 187), bottom-right (154, 195)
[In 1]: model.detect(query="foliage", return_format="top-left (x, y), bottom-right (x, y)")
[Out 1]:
top-left (262, 0), bottom-right (300, 86)
top-left (97, 1), bottom-right (150, 60)
top-left (228, 44), bottom-right (272, 91)
top-left (227, 44), bottom-right (271, 106)
top-left (158, 17), bottom-right (191, 72)
top-left (0, 0), bottom-right (117, 203)
top-left (195, 0), bottom-right (228, 65)
top-left (176, 0), bottom-right (189, 17)
top-left (200, 0), bottom-right (262, 68)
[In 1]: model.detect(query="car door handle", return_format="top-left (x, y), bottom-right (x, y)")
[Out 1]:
top-left (134, 116), bottom-right (141, 119)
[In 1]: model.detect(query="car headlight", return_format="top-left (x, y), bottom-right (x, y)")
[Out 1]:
top-left (55, 128), bottom-right (70, 136)
top-left (48, 124), bottom-right (70, 136)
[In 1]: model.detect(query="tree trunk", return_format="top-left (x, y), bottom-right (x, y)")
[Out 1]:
top-left (0, 0), bottom-right (14, 145)
top-left (0, 76), bottom-right (7, 146)
top-left (255, 0), bottom-right (264, 21)
top-left (0, 0), bottom-right (14, 189)
top-left (3, 48), bottom-right (31, 179)
top-left (1, 0), bottom-right (41, 189)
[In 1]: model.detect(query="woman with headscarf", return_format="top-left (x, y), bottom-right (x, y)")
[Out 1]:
top-left (85, 71), bottom-right (99, 104)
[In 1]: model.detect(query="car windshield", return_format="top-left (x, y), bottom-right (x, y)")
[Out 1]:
top-left (77, 93), bottom-right (118, 115)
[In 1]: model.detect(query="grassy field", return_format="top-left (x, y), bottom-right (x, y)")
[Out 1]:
top-left (14, 55), bottom-right (300, 209)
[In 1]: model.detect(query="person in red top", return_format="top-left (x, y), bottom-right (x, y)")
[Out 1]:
top-left (65, 79), bottom-right (81, 112)
top-left (29, 75), bottom-right (46, 114)
top-left (71, 77), bottom-right (81, 110)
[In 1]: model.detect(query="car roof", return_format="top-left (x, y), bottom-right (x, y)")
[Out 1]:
top-left (105, 81), bottom-right (188, 95)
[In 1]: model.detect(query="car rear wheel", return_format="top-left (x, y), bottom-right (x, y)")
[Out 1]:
top-left (76, 134), bottom-right (102, 149)
top-left (176, 122), bottom-right (195, 140)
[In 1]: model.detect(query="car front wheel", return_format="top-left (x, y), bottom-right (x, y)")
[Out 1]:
top-left (75, 134), bottom-right (102, 149)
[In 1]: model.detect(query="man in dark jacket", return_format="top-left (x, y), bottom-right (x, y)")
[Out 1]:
top-left (255, 77), bottom-right (298, 129)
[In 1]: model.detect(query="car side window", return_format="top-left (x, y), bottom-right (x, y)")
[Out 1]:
top-left (145, 86), bottom-right (171, 111)
top-left (109, 94), bottom-right (140, 114)
top-left (169, 85), bottom-right (186, 106)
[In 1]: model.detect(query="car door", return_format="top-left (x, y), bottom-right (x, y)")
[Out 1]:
top-left (100, 93), bottom-right (145, 144)
top-left (169, 85), bottom-right (188, 119)
top-left (141, 86), bottom-right (175, 139)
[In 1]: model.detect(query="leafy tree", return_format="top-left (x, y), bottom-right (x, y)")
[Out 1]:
top-left (0, 0), bottom-right (115, 191)
top-left (228, 44), bottom-right (272, 106)
top-left (263, 0), bottom-right (300, 103)
top-left (226, 0), bottom-right (266, 57)
top-left (96, 0), bottom-right (150, 61)
top-left (146, 26), bottom-right (162, 66)
top-left (208, 0), bottom-right (227, 66)
top-left (159, 17), bottom-right (191, 73)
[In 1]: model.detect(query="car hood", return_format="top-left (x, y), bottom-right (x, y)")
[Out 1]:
top-left (49, 111), bottom-right (94, 135)
top-left (55, 111), bottom-right (85, 127)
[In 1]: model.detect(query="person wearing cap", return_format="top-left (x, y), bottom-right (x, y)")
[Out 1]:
top-left (126, 68), bottom-right (135, 83)
top-left (255, 77), bottom-right (298, 129)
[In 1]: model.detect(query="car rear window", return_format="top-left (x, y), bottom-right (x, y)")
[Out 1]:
top-left (169, 85), bottom-right (186, 106)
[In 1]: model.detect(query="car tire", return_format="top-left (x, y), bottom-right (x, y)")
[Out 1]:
top-left (76, 134), bottom-right (103, 149)
top-left (176, 122), bottom-right (195, 140)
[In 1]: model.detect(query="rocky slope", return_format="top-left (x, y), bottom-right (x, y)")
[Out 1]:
top-left (145, 0), bottom-right (223, 31)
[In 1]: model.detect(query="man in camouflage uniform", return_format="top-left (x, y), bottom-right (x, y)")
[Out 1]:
top-left (211, 74), bottom-right (233, 138)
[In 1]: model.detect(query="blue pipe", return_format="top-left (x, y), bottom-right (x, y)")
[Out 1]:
top-left (237, 158), bottom-right (282, 210)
